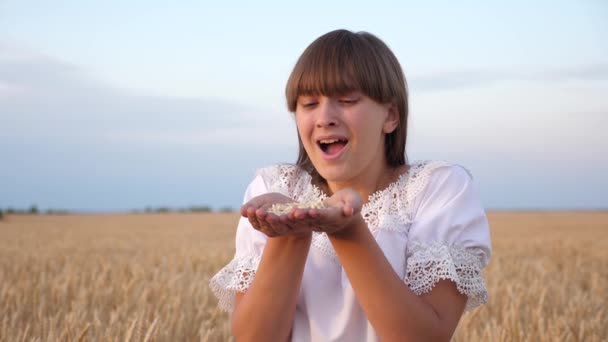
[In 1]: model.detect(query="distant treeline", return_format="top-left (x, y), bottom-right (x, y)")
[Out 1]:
top-left (0, 205), bottom-right (234, 219)
top-left (0, 205), bottom-right (68, 216)
top-left (136, 206), bottom-right (235, 213)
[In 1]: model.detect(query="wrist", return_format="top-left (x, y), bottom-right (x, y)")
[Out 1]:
top-left (328, 214), bottom-right (364, 240)
top-left (278, 232), bottom-right (313, 243)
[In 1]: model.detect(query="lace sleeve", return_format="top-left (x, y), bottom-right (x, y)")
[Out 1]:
top-left (209, 248), bottom-right (263, 312)
top-left (209, 174), bottom-right (269, 312)
top-left (405, 243), bottom-right (488, 311)
top-left (404, 164), bottom-right (492, 312)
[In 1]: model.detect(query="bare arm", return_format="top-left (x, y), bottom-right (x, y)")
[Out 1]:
top-left (328, 217), bottom-right (467, 342)
top-left (230, 234), bottom-right (312, 342)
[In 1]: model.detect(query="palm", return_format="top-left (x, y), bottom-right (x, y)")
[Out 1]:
top-left (242, 189), bottom-right (363, 238)
top-left (241, 193), bottom-right (314, 238)
top-left (306, 188), bottom-right (363, 235)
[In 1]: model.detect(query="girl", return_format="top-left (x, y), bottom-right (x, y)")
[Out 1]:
top-left (210, 29), bottom-right (492, 342)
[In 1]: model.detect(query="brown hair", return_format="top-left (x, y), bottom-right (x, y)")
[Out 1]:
top-left (285, 29), bottom-right (409, 180)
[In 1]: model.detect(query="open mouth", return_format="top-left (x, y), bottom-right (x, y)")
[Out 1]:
top-left (317, 138), bottom-right (348, 157)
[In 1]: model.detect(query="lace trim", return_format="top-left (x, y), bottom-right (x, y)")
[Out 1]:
top-left (256, 164), bottom-right (328, 204)
top-left (257, 161), bottom-right (456, 262)
top-left (403, 160), bottom-right (453, 207)
top-left (361, 160), bottom-right (453, 233)
top-left (404, 243), bottom-right (488, 312)
top-left (209, 254), bottom-right (261, 312)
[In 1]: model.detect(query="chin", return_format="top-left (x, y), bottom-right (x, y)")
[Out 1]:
top-left (313, 163), bottom-right (352, 183)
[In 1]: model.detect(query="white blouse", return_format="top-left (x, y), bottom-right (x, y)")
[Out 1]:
top-left (210, 160), bottom-right (492, 342)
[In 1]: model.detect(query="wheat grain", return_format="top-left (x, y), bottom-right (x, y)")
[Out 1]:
top-left (268, 200), bottom-right (326, 215)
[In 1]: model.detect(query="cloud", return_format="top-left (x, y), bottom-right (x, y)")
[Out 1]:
top-left (0, 42), bottom-right (299, 211)
top-left (410, 64), bottom-right (608, 92)
top-left (0, 41), bottom-right (294, 148)
top-left (103, 126), bottom-right (294, 147)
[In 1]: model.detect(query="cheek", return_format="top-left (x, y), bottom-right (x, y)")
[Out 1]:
top-left (351, 115), bottom-right (382, 139)
top-left (295, 116), bottom-right (313, 144)
top-left (355, 121), bottom-right (385, 150)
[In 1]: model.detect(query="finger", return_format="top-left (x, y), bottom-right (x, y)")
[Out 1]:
top-left (246, 208), bottom-right (261, 230)
top-left (254, 208), bottom-right (277, 233)
top-left (263, 212), bottom-right (281, 225)
top-left (342, 205), bottom-right (355, 217)
top-left (309, 208), bottom-right (319, 218)
top-left (255, 208), bottom-right (271, 224)
top-left (262, 226), bottom-right (278, 237)
top-left (280, 215), bottom-right (310, 235)
top-left (287, 207), bottom-right (298, 220)
top-left (273, 224), bottom-right (288, 235)
top-left (279, 214), bottom-right (294, 226)
top-left (298, 209), bottom-right (318, 228)
top-left (316, 207), bottom-right (338, 220)
top-left (257, 215), bottom-right (278, 237)
top-left (265, 218), bottom-right (289, 236)
top-left (259, 211), bottom-right (290, 236)
top-left (242, 197), bottom-right (265, 214)
top-left (292, 208), bottom-right (310, 220)
top-left (277, 213), bottom-right (309, 234)
top-left (290, 221), bottom-right (316, 235)
top-left (284, 221), bottom-right (301, 233)
top-left (242, 202), bottom-right (260, 217)
top-left (308, 219), bottom-right (319, 231)
top-left (310, 215), bottom-right (323, 230)
top-left (256, 211), bottom-right (274, 227)
top-left (344, 194), bottom-right (363, 213)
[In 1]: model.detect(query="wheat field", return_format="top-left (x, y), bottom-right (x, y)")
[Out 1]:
top-left (0, 211), bottom-right (606, 341)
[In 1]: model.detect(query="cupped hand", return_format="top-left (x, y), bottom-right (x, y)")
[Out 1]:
top-left (304, 188), bottom-right (364, 236)
top-left (241, 189), bottom-right (364, 238)
top-left (241, 192), bottom-right (315, 238)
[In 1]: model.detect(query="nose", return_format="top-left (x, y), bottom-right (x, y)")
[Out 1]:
top-left (315, 98), bottom-right (339, 128)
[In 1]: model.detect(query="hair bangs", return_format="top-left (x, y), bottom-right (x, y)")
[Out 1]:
top-left (296, 60), bottom-right (360, 100)
top-left (286, 31), bottom-right (387, 112)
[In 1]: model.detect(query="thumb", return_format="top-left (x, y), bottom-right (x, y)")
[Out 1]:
top-left (342, 205), bottom-right (355, 217)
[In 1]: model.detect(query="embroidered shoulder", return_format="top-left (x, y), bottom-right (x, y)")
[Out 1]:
top-left (255, 164), bottom-right (327, 203)
top-left (405, 160), bottom-right (473, 215)
top-left (360, 160), bottom-right (454, 233)
top-left (404, 160), bottom-right (454, 203)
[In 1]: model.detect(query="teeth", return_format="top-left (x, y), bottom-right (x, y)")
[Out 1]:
top-left (319, 139), bottom-right (341, 144)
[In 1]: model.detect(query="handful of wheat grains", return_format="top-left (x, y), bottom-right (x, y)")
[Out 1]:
top-left (268, 200), bottom-right (326, 215)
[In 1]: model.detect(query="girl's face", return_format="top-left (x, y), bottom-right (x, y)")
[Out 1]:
top-left (295, 92), bottom-right (399, 185)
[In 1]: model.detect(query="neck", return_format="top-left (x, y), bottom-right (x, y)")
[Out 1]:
top-left (326, 161), bottom-right (400, 204)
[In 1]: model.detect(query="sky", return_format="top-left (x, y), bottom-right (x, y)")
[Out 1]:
top-left (1, 1), bottom-right (607, 212)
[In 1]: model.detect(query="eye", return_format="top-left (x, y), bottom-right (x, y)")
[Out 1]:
top-left (339, 98), bottom-right (359, 105)
top-left (298, 97), bottom-right (318, 109)
top-left (302, 102), bottom-right (318, 108)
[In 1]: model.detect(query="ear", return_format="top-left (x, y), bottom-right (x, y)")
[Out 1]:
top-left (382, 103), bottom-right (399, 134)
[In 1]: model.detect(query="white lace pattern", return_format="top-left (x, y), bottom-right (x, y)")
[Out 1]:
top-left (256, 161), bottom-right (465, 263)
top-left (404, 243), bottom-right (487, 311)
top-left (209, 254), bottom-right (262, 311)
top-left (307, 160), bottom-right (453, 262)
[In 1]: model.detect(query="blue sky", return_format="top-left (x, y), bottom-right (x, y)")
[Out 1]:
top-left (1, 1), bottom-right (607, 211)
